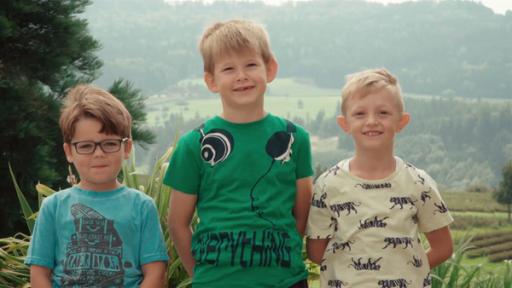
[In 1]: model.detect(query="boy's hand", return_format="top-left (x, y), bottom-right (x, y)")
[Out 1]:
top-left (167, 189), bottom-right (197, 276)
top-left (30, 265), bottom-right (52, 288)
top-left (425, 226), bottom-right (453, 269)
top-left (306, 238), bottom-right (329, 265)
top-left (141, 261), bottom-right (167, 288)
top-left (294, 176), bottom-right (313, 236)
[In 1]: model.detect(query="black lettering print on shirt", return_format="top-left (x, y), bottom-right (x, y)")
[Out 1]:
top-left (423, 273), bottom-right (432, 287)
top-left (328, 279), bottom-right (348, 288)
top-left (378, 278), bottom-right (412, 288)
top-left (329, 216), bottom-right (339, 232)
top-left (325, 165), bottom-right (341, 177)
top-left (329, 201), bottom-right (360, 217)
top-left (358, 216), bottom-right (389, 230)
top-left (329, 240), bottom-right (354, 253)
top-left (407, 255), bottom-right (423, 268)
top-left (349, 257), bottom-right (382, 271)
top-left (420, 188), bottom-right (432, 204)
top-left (433, 202), bottom-right (448, 214)
top-left (355, 182), bottom-right (392, 190)
top-left (312, 192), bottom-right (327, 208)
top-left (382, 237), bottom-right (414, 249)
top-left (192, 230), bottom-right (292, 268)
top-left (389, 197), bottom-right (416, 209)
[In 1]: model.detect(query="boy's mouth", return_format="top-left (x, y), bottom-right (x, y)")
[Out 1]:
top-left (233, 85), bottom-right (255, 92)
top-left (363, 131), bottom-right (383, 136)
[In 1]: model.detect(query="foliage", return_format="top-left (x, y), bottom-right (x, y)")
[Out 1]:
top-left (109, 79), bottom-right (156, 148)
top-left (494, 160), bottom-right (512, 222)
top-left (0, 0), bottom-right (101, 237)
top-left (0, 234), bottom-right (30, 287)
top-left (86, 0), bottom-right (512, 99)
top-left (0, 0), bottom-right (156, 237)
top-left (431, 236), bottom-right (512, 288)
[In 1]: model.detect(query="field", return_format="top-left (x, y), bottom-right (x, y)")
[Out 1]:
top-left (145, 77), bottom-right (511, 126)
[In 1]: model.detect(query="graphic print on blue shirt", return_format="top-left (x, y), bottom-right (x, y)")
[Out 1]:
top-left (61, 203), bottom-right (130, 287)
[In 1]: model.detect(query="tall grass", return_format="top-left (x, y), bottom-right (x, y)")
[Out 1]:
top-left (3, 153), bottom-right (512, 287)
top-left (431, 235), bottom-right (512, 288)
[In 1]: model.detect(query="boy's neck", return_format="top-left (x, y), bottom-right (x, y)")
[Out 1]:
top-left (349, 151), bottom-right (397, 180)
top-left (220, 106), bottom-right (267, 123)
top-left (78, 180), bottom-right (123, 192)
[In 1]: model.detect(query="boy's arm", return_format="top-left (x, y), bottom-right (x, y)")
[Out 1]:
top-left (167, 189), bottom-right (197, 276)
top-left (140, 261), bottom-right (167, 288)
top-left (306, 238), bottom-right (329, 265)
top-left (294, 176), bottom-right (313, 236)
top-left (30, 265), bottom-right (52, 288)
top-left (425, 226), bottom-right (453, 269)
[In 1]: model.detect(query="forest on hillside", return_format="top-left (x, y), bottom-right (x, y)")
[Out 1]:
top-left (139, 96), bottom-right (512, 191)
top-left (84, 0), bottom-right (512, 99)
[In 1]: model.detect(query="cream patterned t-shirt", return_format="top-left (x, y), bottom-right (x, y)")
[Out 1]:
top-left (306, 157), bottom-right (453, 288)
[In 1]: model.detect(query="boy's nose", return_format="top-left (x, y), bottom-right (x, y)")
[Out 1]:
top-left (92, 145), bottom-right (106, 157)
top-left (236, 70), bottom-right (248, 81)
top-left (366, 114), bottom-right (378, 125)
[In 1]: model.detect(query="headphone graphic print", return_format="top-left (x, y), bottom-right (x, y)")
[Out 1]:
top-left (197, 120), bottom-right (296, 227)
top-left (197, 126), bottom-right (234, 166)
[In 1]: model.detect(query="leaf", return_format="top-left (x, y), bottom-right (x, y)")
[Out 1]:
top-left (35, 183), bottom-right (55, 197)
top-left (8, 163), bottom-right (34, 233)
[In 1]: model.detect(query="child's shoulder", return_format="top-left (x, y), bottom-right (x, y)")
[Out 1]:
top-left (316, 158), bottom-right (350, 181)
top-left (399, 158), bottom-right (437, 188)
top-left (119, 186), bottom-right (155, 203)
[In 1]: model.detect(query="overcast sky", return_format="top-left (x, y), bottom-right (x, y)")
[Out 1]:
top-left (165, 0), bottom-right (511, 14)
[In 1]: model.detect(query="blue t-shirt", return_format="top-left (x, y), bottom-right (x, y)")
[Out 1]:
top-left (25, 186), bottom-right (168, 287)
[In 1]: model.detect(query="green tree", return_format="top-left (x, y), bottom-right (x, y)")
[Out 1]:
top-left (0, 1), bottom-right (154, 237)
top-left (494, 160), bottom-right (512, 222)
top-left (108, 79), bottom-right (155, 148)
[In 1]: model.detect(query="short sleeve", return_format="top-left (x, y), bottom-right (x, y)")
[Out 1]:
top-left (415, 171), bottom-right (454, 233)
top-left (293, 125), bottom-right (314, 179)
top-left (25, 197), bottom-right (56, 268)
top-left (139, 199), bottom-right (169, 265)
top-left (306, 177), bottom-right (334, 239)
top-left (163, 131), bottom-right (202, 194)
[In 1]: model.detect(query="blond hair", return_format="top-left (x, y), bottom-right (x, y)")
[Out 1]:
top-left (341, 68), bottom-right (404, 115)
top-left (199, 19), bottom-right (274, 73)
top-left (59, 84), bottom-right (132, 143)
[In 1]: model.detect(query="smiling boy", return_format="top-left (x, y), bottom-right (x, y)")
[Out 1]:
top-left (306, 68), bottom-right (453, 287)
top-left (165, 20), bottom-right (313, 288)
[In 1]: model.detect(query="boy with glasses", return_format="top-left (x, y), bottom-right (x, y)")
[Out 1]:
top-left (25, 85), bottom-right (168, 287)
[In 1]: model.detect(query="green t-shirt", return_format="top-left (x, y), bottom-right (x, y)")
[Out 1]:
top-left (164, 114), bottom-right (313, 287)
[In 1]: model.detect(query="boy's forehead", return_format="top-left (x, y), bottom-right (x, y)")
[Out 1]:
top-left (214, 47), bottom-right (260, 60)
top-left (346, 87), bottom-right (403, 109)
top-left (212, 47), bottom-right (263, 67)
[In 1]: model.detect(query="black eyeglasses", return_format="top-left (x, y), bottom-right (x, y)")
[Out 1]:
top-left (71, 138), bottom-right (128, 155)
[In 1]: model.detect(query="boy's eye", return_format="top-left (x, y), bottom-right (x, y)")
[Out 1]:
top-left (102, 140), bottom-right (119, 148)
top-left (247, 63), bottom-right (257, 67)
top-left (77, 143), bottom-right (94, 150)
top-left (221, 67), bottom-right (233, 72)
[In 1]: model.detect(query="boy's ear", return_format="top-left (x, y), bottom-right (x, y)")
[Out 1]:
top-left (123, 139), bottom-right (133, 160)
top-left (266, 57), bottom-right (278, 83)
top-left (397, 112), bottom-right (411, 132)
top-left (204, 72), bottom-right (219, 93)
top-left (336, 115), bottom-right (350, 133)
top-left (63, 143), bottom-right (73, 163)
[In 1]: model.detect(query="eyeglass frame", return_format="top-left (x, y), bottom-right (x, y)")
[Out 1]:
top-left (70, 138), bottom-right (129, 155)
